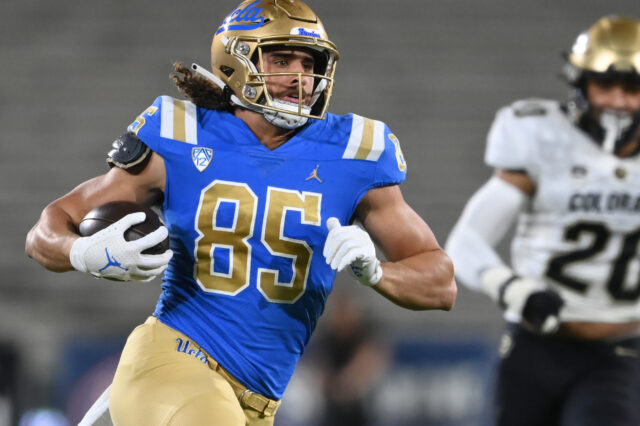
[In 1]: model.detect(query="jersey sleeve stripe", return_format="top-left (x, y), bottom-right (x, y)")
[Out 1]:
top-left (354, 118), bottom-right (375, 159)
top-left (173, 99), bottom-right (187, 142)
top-left (367, 120), bottom-right (385, 162)
top-left (342, 115), bottom-right (385, 161)
top-left (343, 114), bottom-right (364, 159)
top-left (160, 96), bottom-right (198, 145)
top-left (185, 101), bottom-right (198, 144)
top-left (160, 96), bottom-right (174, 140)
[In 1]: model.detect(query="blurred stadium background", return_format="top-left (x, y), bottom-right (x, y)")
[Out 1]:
top-left (1, 0), bottom-right (637, 424)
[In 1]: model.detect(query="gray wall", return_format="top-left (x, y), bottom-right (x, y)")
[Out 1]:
top-left (2, 0), bottom-right (637, 418)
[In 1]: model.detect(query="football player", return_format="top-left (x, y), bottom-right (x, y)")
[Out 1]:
top-left (26, 1), bottom-right (456, 425)
top-left (445, 15), bottom-right (640, 426)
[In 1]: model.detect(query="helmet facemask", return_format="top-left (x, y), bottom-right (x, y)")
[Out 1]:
top-left (234, 38), bottom-right (336, 128)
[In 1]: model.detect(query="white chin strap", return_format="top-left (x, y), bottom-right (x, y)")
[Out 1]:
top-left (263, 99), bottom-right (311, 129)
top-left (191, 63), bottom-right (316, 129)
top-left (600, 110), bottom-right (633, 153)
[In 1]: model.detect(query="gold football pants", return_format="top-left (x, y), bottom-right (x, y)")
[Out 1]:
top-left (110, 317), bottom-right (280, 426)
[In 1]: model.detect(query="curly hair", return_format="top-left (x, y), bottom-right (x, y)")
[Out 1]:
top-left (170, 62), bottom-right (234, 112)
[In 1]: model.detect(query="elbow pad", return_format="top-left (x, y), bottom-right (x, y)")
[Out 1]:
top-left (107, 132), bottom-right (152, 169)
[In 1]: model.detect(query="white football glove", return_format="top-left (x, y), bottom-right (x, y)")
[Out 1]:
top-left (481, 266), bottom-right (564, 334)
top-left (323, 217), bottom-right (383, 286)
top-left (70, 212), bottom-right (173, 282)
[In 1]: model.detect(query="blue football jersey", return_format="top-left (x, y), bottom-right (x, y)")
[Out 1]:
top-left (127, 95), bottom-right (406, 399)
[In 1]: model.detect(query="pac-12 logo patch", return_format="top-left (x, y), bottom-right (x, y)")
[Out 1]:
top-left (192, 147), bottom-right (213, 172)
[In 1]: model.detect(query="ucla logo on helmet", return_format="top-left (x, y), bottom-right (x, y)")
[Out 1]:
top-left (291, 27), bottom-right (322, 38)
top-left (216, 0), bottom-right (265, 35)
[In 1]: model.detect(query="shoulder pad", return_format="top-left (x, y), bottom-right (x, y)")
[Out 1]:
top-left (107, 132), bottom-right (151, 169)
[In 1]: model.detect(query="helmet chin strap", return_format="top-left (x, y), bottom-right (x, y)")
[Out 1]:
top-left (599, 110), bottom-right (633, 154)
top-left (263, 99), bottom-right (310, 129)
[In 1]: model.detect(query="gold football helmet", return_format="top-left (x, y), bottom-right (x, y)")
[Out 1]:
top-left (201, 0), bottom-right (339, 128)
top-left (564, 15), bottom-right (640, 84)
top-left (563, 16), bottom-right (640, 156)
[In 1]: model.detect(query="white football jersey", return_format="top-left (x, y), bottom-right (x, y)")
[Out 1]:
top-left (486, 98), bottom-right (640, 322)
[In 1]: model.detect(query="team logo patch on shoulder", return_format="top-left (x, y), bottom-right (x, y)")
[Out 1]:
top-left (192, 147), bottom-right (213, 172)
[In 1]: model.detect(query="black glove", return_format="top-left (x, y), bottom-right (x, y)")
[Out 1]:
top-left (481, 266), bottom-right (564, 334)
top-left (521, 289), bottom-right (564, 334)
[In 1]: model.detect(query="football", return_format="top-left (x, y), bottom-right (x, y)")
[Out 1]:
top-left (78, 201), bottom-right (170, 255)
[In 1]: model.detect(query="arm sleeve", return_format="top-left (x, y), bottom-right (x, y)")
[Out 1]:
top-left (445, 176), bottom-right (527, 290)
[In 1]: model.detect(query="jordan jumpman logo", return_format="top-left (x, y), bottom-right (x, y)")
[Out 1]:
top-left (98, 248), bottom-right (129, 272)
top-left (305, 164), bottom-right (323, 183)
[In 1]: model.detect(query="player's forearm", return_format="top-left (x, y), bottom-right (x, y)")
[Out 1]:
top-left (373, 249), bottom-right (457, 311)
top-left (25, 203), bottom-right (78, 272)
